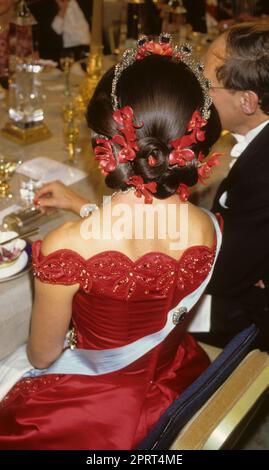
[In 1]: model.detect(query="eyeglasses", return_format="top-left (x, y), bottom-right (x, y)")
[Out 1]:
top-left (209, 86), bottom-right (227, 91)
top-left (209, 85), bottom-right (238, 92)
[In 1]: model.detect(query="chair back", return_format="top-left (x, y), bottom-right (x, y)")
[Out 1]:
top-left (137, 324), bottom-right (259, 450)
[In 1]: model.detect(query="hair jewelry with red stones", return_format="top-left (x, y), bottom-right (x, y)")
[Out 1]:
top-left (111, 33), bottom-right (212, 120)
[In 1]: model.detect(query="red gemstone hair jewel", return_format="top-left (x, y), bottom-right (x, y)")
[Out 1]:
top-left (125, 175), bottom-right (157, 204)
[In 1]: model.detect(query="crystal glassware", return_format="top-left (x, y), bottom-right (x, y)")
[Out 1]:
top-left (0, 159), bottom-right (18, 199)
top-left (62, 98), bottom-right (83, 164)
top-left (60, 55), bottom-right (75, 97)
top-left (63, 121), bottom-right (80, 164)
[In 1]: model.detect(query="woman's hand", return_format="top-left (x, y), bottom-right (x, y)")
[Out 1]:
top-left (34, 181), bottom-right (88, 215)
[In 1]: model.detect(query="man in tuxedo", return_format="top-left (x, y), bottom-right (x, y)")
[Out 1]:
top-left (183, 0), bottom-right (207, 33)
top-left (256, 0), bottom-right (269, 15)
top-left (29, 0), bottom-right (92, 62)
top-left (194, 22), bottom-right (269, 351)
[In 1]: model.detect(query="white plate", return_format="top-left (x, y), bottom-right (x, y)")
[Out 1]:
top-left (0, 251), bottom-right (28, 279)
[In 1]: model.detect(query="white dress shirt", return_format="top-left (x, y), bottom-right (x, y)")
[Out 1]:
top-left (219, 120), bottom-right (269, 208)
top-left (231, 120), bottom-right (269, 159)
top-left (52, 0), bottom-right (90, 48)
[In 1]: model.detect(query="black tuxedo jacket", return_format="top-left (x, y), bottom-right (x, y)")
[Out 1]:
top-left (29, 0), bottom-right (92, 62)
top-left (207, 122), bottom-right (269, 348)
top-left (183, 0), bottom-right (207, 33)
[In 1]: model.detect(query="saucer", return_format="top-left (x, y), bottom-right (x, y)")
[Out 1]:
top-left (0, 231), bottom-right (27, 267)
top-left (0, 251), bottom-right (28, 280)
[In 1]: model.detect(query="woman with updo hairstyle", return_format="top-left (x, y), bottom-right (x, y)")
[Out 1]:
top-left (0, 37), bottom-right (222, 450)
top-left (88, 55), bottom-right (220, 198)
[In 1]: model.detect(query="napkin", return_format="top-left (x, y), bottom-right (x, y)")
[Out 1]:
top-left (187, 294), bottom-right (211, 332)
top-left (17, 157), bottom-right (87, 186)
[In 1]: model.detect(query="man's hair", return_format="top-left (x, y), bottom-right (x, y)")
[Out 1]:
top-left (217, 22), bottom-right (269, 115)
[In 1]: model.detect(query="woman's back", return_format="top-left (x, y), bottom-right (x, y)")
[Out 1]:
top-left (41, 193), bottom-right (215, 263)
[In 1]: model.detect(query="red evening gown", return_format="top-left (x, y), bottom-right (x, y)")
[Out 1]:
top-left (0, 241), bottom-right (215, 450)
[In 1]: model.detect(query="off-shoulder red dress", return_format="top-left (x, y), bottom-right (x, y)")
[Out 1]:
top-left (0, 241), bottom-right (215, 450)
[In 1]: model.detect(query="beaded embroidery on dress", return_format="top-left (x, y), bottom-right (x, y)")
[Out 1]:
top-left (32, 242), bottom-right (215, 300)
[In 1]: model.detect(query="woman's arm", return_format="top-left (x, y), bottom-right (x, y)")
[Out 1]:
top-left (34, 181), bottom-right (88, 215)
top-left (27, 224), bottom-right (80, 369)
top-left (27, 280), bottom-right (79, 369)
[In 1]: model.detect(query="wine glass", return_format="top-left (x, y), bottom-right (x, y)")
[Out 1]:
top-left (63, 121), bottom-right (80, 165)
top-left (60, 52), bottom-right (75, 97)
top-left (0, 158), bottom-right (18, 200)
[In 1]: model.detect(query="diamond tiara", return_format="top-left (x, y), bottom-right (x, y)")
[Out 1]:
top-left (111, 33), bottom-right (213, 120)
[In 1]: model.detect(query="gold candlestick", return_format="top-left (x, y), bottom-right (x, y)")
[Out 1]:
top-left (91, 0), bottom-right (103, 47)
top-left (75, 0), bottom-right (104, 112)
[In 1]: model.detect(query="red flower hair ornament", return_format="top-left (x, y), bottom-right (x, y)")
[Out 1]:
top-left (198, 151), bottom-right (222, 185)
top-left (94, 138), bottom-right (116, 176)
top-left (112, 106), bottom-right (143, 163)
top-left (168, 109), bottom-right (206, 168)
top-left (125, 176), bottom-right (157, 205)
top-left (94, 105), bottom-right (142, 171)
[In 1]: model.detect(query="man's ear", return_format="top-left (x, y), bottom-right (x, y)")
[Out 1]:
top-left (239, 91), bottom-right (259, 115)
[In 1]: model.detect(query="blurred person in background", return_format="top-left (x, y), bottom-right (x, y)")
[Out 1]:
top-left (158, 0), bottom-right (207, 33)
top-left (0, 0), bottom-right (15, 86)
top-left (29, 0), bottom-right (92, 62)
top-left (0, 0), bottom-right (33, 88)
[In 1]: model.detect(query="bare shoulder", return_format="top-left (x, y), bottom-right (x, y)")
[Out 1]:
top-left (41, 221), bottom-right (81, 256)
top-left (187, 203), bottom-right (215, 248)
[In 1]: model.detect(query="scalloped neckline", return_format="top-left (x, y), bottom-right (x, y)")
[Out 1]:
top-left (35, 240), bottom-right (216, 265)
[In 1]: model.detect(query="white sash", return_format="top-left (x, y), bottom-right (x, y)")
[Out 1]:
top-left (0, 210), bottom-right (221, 400)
